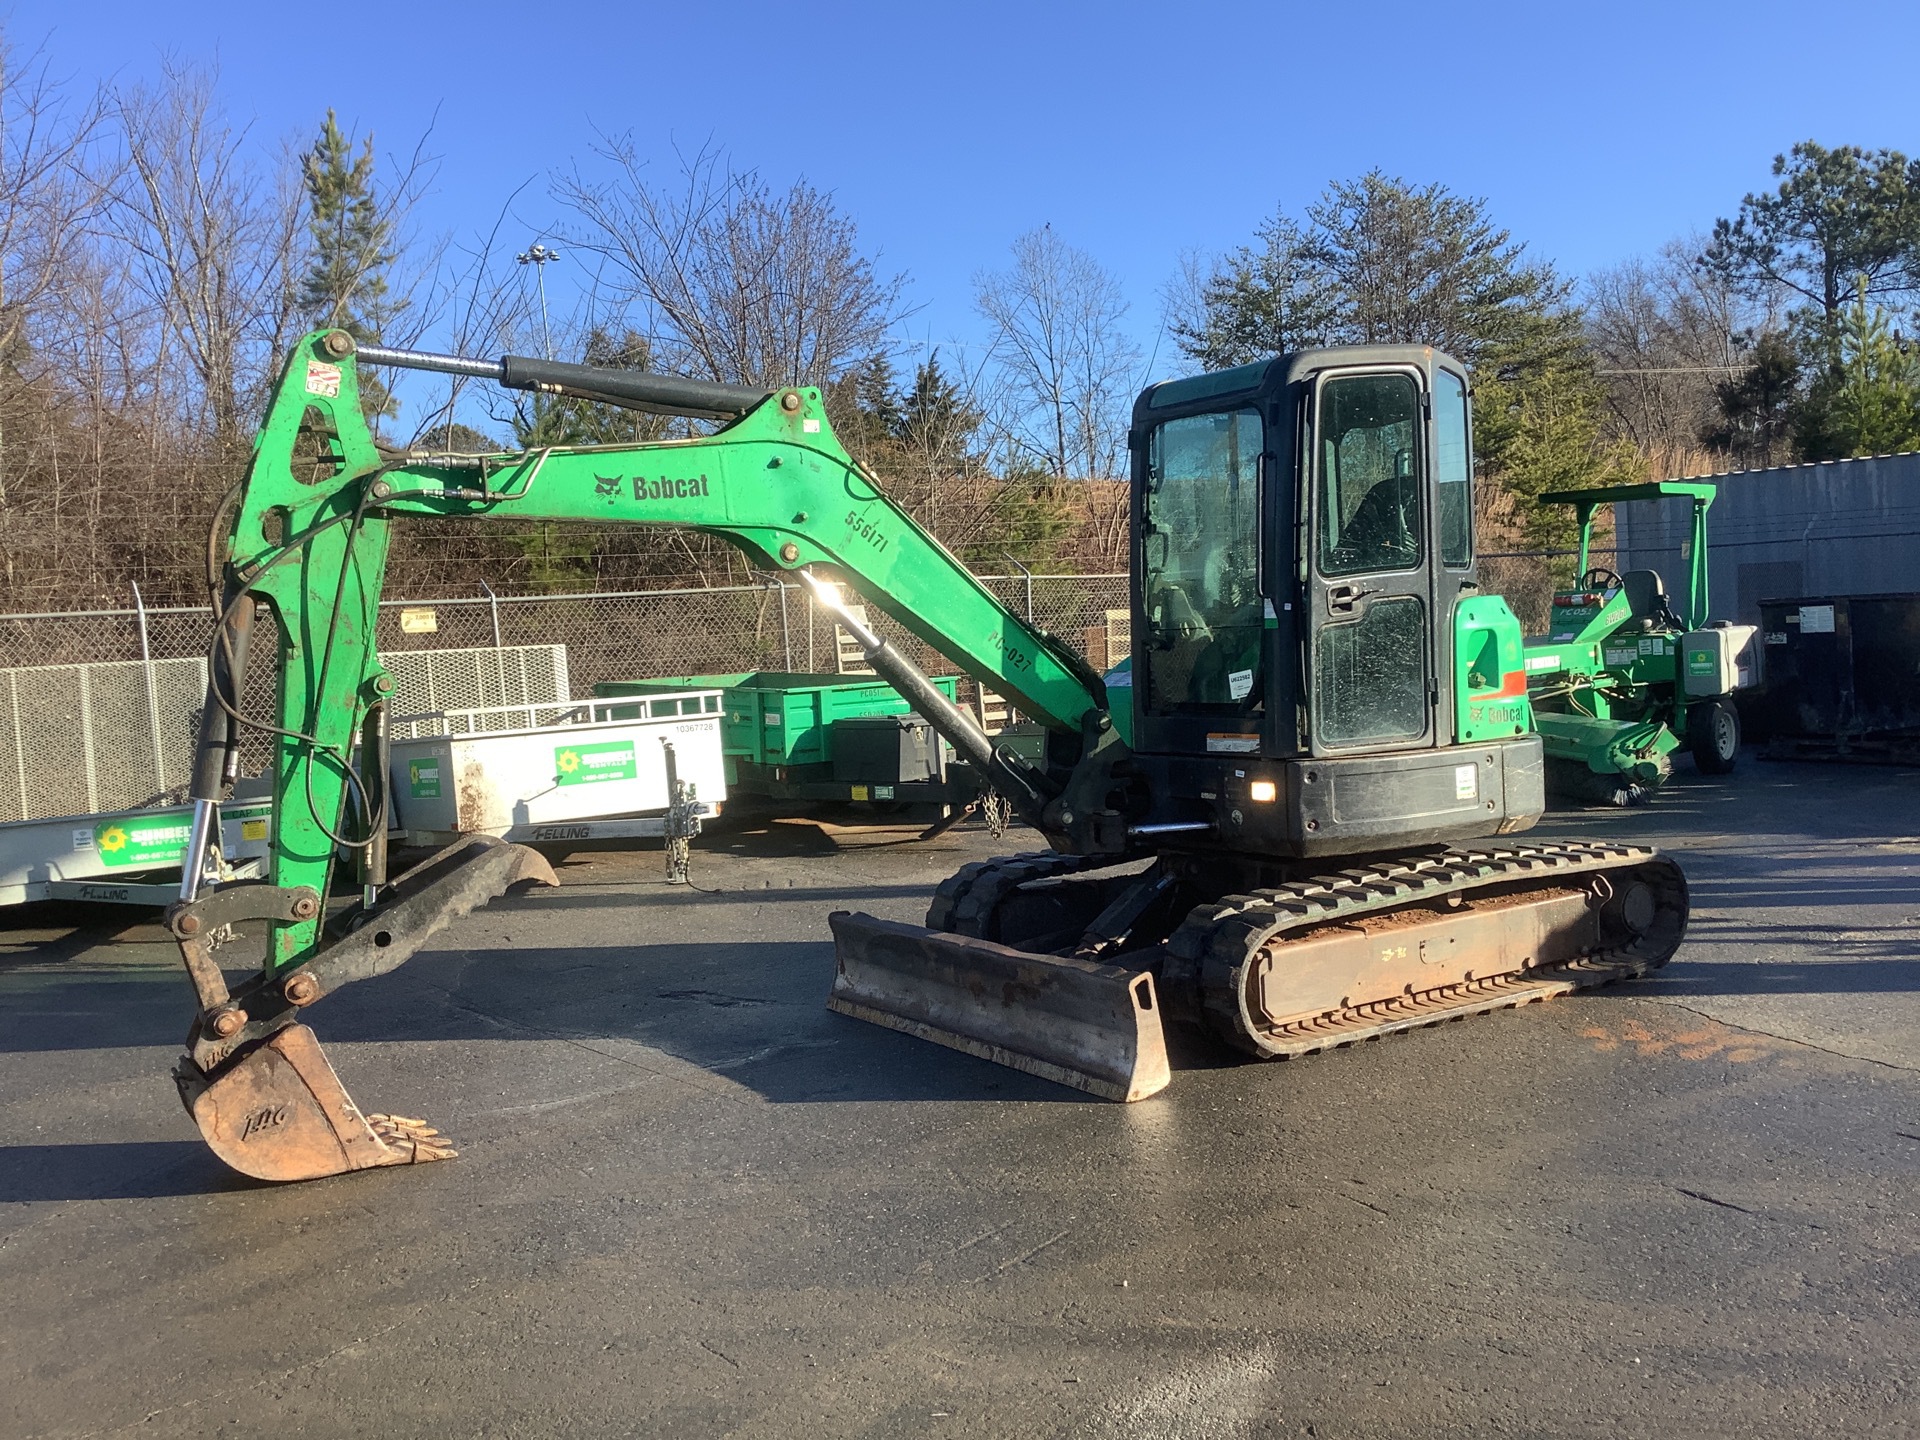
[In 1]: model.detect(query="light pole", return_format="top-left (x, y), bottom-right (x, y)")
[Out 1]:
top-left (516, 243), bottom-right (560, 360)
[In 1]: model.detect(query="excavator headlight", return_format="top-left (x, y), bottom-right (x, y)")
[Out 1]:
top-left (1249, 779), bottom-right (1278, 803)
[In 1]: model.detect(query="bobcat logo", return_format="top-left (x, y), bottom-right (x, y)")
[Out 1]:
top-left (593, 474), bottom-right (622, 497)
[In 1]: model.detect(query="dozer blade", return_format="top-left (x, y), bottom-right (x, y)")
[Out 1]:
top-left (175, 1024), bottom-right (455, 1183)
top-left (827, 911), bottom-right (1170, 1102)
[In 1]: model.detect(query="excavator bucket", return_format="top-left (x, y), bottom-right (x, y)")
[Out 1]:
top-left (174, 838), bottom-right (556, 1183)
top-left (826, 912), bottom-right (1170, 1102)
top-left (176, 1025), bottom-right (455, 1183)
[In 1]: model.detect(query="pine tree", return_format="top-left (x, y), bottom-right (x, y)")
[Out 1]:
top-left (299, 110), bottom-right (399, 421)
top-left (1704, 332), bottom-right (1801, 467)
top-left (895, 352), bottom-right (981, 466)
top-left (823, 352), bottom-right (900, 470)
top-left (1176, 172), bottom-right (1635, 546)
top-left (1796, 282), bottom-right (1920, 458)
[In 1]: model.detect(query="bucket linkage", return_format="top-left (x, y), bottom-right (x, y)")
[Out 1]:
top-left (169, 837), bottom-right (555, 1183)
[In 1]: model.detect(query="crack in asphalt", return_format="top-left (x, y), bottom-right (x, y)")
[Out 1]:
top-left (1675, 1187), bottom-right (1757, 1215)
top-left (1640, 997), bottom-right (1920, 1075)
top-left (994, 1229), bottom-right (1069, 1273)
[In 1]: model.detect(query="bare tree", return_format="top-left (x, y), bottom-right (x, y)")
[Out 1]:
top-left (556, 138), bottom-right (903, 391)
top-left (1586, 237), bottom-right (1786, 475)
top-left (105, 62), bottom-right (306, 447)
top-left (0, 36), bottom-right (112, 524)
top-left (394, 180), bottom-right (538, 450)
top-left (975, 226), bottom-right (1140, 480)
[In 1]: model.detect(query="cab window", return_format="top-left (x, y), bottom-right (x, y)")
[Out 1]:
top-left (1318, 373), bottom-right (1422, 577)
top-left (1141, 409), bottom-right (1264, 713)
top-left (1434, 369), bottom-right (1473, 568)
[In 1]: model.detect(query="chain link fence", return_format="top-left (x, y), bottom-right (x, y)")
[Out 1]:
top-left (0, 555), bottom-right (1577, 825)
top-left (0, 575), bottom-right (1133, 823)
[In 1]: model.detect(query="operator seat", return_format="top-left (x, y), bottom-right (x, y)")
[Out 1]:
top-left (1621, 569), bottom-right (1682, 630)
top-left (1337, 472), bottom-right (1418, 570)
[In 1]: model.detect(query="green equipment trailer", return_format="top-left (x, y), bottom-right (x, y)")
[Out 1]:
top-left (1523, 480), bottom-right (1758, 804)
top-left (593, 671), bottom-right (981, 813)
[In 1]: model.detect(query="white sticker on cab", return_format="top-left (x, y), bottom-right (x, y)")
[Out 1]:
top-left (1206, 733), bottom-right (1260, 754)
top-left (1454, 763), bottom-right (1478, 801)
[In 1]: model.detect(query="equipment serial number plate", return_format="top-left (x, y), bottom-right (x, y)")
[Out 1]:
top-left (1206, 733), bottom-right (1260, 754)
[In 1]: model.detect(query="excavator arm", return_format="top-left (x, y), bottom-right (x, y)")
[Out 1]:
top-left (168, 330), bottom-right (1134, 1181)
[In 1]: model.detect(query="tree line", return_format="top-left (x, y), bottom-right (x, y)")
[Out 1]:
top-left (0, 38), bottom-right (1910, 612)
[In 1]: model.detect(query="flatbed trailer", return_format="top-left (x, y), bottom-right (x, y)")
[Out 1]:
top-left (0, 798), bottom-right (273, 908)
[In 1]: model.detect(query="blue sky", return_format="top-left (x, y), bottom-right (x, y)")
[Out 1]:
top-left (15, 0), bottom-right (1919, 394)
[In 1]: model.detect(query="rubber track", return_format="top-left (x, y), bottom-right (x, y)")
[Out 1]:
top-left (1165, 841), bottom-right (1689, 1059)
top-left (925, 851), bottom-right (1097, 938)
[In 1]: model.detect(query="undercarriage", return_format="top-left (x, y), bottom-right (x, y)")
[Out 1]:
top-left (829, 841), bottom-right (1688, 1100)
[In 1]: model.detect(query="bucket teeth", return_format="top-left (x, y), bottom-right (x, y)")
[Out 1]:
top-left (366, 1114), bottom-right (458, 1163)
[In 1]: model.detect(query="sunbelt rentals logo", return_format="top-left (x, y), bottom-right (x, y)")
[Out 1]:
top-left (93, 817), bottom-right (193, 868)
top-left (554, 740), bottom-right (638, 786)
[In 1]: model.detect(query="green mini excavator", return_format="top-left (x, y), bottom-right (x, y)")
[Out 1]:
top-left (164, 331), bottom-right (1689, 1182)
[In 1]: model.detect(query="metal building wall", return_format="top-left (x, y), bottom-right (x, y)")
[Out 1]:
top-left (1618, 452), bottom-right (1920, 625)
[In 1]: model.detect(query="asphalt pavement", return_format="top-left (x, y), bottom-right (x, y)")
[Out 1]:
top-left (2, 758), bottom-right (1917, 1438)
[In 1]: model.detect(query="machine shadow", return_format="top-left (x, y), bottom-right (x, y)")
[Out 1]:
top-left (0, 1140), bottom-right (253, 1202)
top-left (374, 938), bottom-right (1122, 1106)
top-left (0, 933), bottom-right (1132, 1105)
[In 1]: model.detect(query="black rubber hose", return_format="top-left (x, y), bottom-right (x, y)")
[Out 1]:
top-left (189, 596), bottom-right (254, 803)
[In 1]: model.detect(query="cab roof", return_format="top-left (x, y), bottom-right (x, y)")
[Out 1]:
top-left (1137, 345), bottom-right (1463, 416)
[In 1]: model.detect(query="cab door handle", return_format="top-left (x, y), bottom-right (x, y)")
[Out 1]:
top-left (1327, 583), bottom-right (1375, 614)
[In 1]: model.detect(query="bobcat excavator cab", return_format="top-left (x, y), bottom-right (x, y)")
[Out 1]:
top-left (165, 331), bottom-right (1688, 1182)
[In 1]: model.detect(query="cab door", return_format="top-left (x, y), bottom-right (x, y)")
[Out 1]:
top-left (1304, 366), bottom-right (1437, 755)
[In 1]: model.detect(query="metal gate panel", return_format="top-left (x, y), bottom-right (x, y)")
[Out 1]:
top-left (0, 656), bottom-right (209, 822)
top-left (382, 644), bottom-right (569, 729)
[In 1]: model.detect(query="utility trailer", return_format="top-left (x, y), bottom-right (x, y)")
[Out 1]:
top-left (592, 671), bottom-right (1002, 814)
top-left (388, 692), bottom-right (728, 850)
top-left (0, 797), bottom-right (273, 908)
